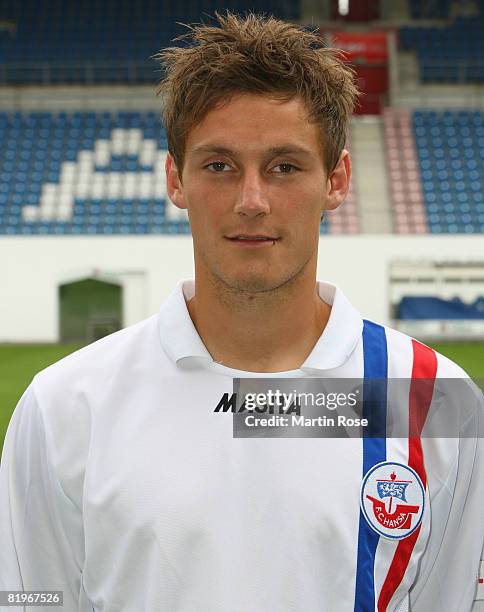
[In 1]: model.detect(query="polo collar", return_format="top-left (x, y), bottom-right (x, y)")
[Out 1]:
top-left (158, 279), bottom-right (363, 372)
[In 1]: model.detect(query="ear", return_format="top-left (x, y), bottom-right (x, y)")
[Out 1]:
top-left (325, 149), bottom-right (351, 211)
top-left (166, 153), bottom-right (186, 210)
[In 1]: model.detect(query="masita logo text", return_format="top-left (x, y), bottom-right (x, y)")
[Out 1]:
top-left (214, 390), bottom-right (359, 415)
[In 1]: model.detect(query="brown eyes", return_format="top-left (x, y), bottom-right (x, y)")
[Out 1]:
top-left (273, 163), bottom-right (297, 174)
top-left (206, 162), bottom-right (230, 172)
top-left (205, 162), bottom-right (298, 174)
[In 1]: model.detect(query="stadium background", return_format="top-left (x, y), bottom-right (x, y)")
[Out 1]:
top-left (0, 0), bottom-right (483, 454)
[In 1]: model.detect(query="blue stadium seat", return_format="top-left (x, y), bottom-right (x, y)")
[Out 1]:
top-left (0, 0), bottom-right (299, 85)
top-left (413, 110), bottom-right (484, 234)
top-left (401, 14), bottom-right (484, 84)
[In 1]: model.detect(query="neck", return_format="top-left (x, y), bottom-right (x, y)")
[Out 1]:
top-left (186, 265), bottom-right (331, 373)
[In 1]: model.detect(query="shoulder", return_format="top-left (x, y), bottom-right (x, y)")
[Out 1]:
top-left (365, 319), bottom-right (472, 380)
top-left (32, 313), bottom-right (161, 407)
top-left (375, 323), bottom-right (482, 425)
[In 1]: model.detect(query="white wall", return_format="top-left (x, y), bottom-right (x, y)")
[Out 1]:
top-left (1, 234), bottom-right (483, 343)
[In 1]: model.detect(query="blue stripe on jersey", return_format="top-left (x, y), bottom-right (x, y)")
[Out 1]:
top-left (353, 320), bottom-right (388, 611)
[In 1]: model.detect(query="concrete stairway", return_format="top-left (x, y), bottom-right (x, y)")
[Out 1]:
top-left (351, 116), bottom-right (393, 234)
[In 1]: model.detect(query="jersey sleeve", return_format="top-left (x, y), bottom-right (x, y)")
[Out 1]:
top-left (410, 391), bottom-right (484, 612)
top-left (472, 556), bottom-right (484, 611)
top-left (0, 384), bottom-right (85, 610)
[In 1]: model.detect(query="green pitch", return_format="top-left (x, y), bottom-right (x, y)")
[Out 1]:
top-left (1, 342), bottom-right (483, 457)
top-left (0, 344), bottom-right (81, 457)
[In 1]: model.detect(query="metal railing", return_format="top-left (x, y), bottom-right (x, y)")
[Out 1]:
top-left (418, 59), bottom-right (484, 83)
top-left (0, 60), bottom-right (161, 85)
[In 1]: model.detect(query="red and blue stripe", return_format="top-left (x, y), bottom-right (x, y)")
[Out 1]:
top-left (353, 320), bottom-right (388, 611)
top-left (353, 323), bottom-right (438, 611)
top-left (376, 340), bottom-right (437, 611)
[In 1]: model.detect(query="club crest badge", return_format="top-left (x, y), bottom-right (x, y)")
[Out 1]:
top-left (360, 461), bottom-right (425, 540)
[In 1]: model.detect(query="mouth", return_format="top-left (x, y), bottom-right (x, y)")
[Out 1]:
top-left (225, 234), bottom-right (280, 246)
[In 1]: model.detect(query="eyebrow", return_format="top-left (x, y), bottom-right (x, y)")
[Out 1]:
top-left (189, 144), bottom-right (314, 158)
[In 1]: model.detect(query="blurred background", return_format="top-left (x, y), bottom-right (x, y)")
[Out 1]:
top-left (0, 0), bottom-right (483, 452)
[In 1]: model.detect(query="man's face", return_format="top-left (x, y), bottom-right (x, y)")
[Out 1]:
top-left (166, 93), bottom-right (350, 293)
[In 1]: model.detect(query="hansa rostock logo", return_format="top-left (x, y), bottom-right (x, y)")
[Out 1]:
top-left (360, 461), bottom-right (425, 540)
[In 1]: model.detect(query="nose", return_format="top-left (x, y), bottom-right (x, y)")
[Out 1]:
top-left (233, 168), bottom-right (271, 218)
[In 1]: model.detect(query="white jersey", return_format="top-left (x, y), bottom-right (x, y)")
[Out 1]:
top-left (0, 279), bottom-right (482, 612)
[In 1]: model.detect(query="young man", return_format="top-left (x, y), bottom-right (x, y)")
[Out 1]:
top-left (1, 13), bottom-right (482, 612)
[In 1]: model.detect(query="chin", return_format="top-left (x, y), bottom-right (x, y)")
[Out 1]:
top-left (219, 270), bottom-right (296, 294)
top-left (232, 280), bottom-right (276, 293)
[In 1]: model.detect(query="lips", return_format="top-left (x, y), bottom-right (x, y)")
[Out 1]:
top-left (225, 234), bottom-right (279, 248)
top-left (226, 234), bottom-right (279, 241)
